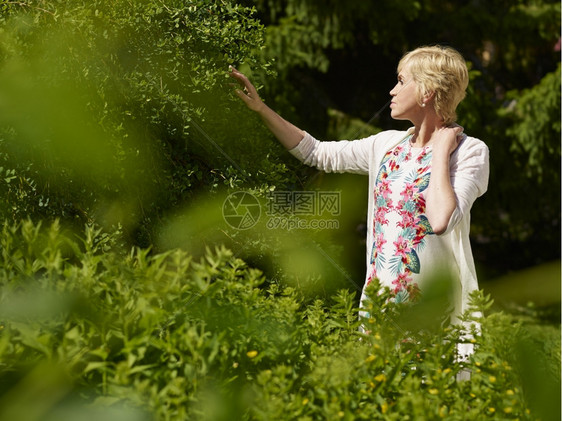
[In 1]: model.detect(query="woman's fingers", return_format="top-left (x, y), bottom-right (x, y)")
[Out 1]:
top-left (228, 66), bottom-right (249, 87)
top-left (228, 66), bottom-right (263, 111)
top-left (433, 125), bottom-right (464, 155)
top-left (228, 66), bottom-right (251, 92)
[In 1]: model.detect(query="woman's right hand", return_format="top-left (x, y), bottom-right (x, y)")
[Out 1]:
top-left (228, 66), bottom-right (305, 149)
top-left (228, 66), bottom-right (265, 113)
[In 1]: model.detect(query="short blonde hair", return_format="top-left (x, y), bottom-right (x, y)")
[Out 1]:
top-left (398, 45), bottom-right (469, 125)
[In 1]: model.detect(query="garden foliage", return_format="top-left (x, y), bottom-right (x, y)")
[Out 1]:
top-left (0, 1), bottom-right (560, 420)
top-left (0, 221), bottom-right (559, 420)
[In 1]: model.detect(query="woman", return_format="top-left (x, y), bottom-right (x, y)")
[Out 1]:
top-left (229, 46), bottom-right (489, 348)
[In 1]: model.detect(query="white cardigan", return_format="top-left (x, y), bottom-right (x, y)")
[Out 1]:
top-left (289, 127), bottom-right (490, 325)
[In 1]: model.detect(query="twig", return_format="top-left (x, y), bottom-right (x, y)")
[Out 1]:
top-left (1, 1), bottom-right (56, 16)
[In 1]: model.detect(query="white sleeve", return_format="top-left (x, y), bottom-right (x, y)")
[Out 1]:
top-left (442, 137), bottom-right (490, 235)
top-left (288, 132), bottom-right (375, 175)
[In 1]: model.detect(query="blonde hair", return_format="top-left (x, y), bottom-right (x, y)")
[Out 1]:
top-left (398, 45), bottom-right (469, 125)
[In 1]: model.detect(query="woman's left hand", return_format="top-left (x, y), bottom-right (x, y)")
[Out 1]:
top-left (431, 125), bottom-right (464, 156)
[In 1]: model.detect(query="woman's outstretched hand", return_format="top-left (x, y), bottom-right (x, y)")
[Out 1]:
top-left (227, 65), bottom-right (305, 149)
top-left (228, 66), bottom-right (265, 113)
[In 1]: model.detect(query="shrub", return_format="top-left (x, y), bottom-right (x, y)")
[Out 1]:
top-left (0, 221), bottom-right (558, 420)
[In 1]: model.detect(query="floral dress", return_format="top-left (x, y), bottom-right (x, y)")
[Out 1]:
top-left (365, 136), bottom-right (443, 304)
top-left (289, 129), bottom-right (489, 346)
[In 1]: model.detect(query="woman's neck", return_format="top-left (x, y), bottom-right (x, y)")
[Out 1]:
top-left (410, 117), bottom-right (444, 147)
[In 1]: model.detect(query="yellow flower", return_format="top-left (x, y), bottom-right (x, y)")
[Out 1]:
top-left (302, 398), bottom-right (309, 406)
top-left (365, 355), bottom-right (376, 363)
top-left (381, 403), bottom-right (388, 414)
top-left (488, 407), bottom-right (495, 414)
top-left (504, 407), bottom-right (513, 414)
top-left (428, 388), bottom-right (439, 395)
top-left (374, 374), bottom-right (387, 382)
top-left (246, 350), bottom-right (258, 358)
top-left (506, 389), bottom-right (514, 396)
top-left (489, 375), bottom-right (497, 383)
top-left (374, 333), bottom-right (381, 340)
top-left (443, 368), bottom-right (451, 374)
top-left (338, 411), bottom-right (345, 417)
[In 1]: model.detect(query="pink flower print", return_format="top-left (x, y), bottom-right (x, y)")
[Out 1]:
top-left (375, 207), bottom-right (390, 225)
top-left (366, 266), bottom-right (379, 287)
top-left (392, 272), bottom-right (411, 293)
top-left (413, 219), bottom-right (432, 245)
top-left (389, 160), bottom-right (400, 172)
top-left (376, 169), bottom-right (389, 186)
top-left (404, 149), bottom-right (412, 162)
top-left (375, 233), bottom-right (386, 253)
top-left (393, 145), bottom-right (404, 156)
top-left (397, 210), bottom-right (417, 229)
top-left (393, 236), bottom-right (410, 259)
top-left (416, 150), bottom-right (428, 164)
top-left (413, 233), bottom-right (424, 246)
top-left (400, 182), bottom-right (416, 201)
top-left (414, 195), bottom-right (426, 213)
top-left (376, 178), bottom-right (392, 199)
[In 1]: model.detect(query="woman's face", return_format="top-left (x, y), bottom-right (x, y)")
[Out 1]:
top-left (389, 64), bottom-right (423, 123)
